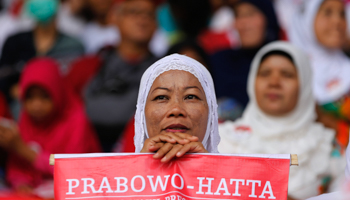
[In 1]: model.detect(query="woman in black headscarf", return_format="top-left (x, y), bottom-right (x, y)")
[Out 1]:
top-left (211, 0), bottom-right (281, 118)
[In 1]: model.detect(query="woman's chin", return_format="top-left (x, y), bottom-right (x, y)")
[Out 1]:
top-left (261, 106), bottom-right (286, 116)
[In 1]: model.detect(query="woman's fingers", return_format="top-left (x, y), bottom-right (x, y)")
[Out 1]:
top-left (173, 133), bottom-right (199, 142)
top-left (0, 125), bottom-right (21, 150)
top-left (149, 141), bottom-right (208, 162)
top-left (141, 133), bottom-right (189, 153)
top-left (159, 132), bottom-right (198, 144)
top-left (176, 142), bottom-right (208, 157)
top-left (157, 142), bottom-right (208, 162)
top-left (142, 133), bottom-right (199, 152)
top-left (153, 143), bottom-right (174, 159)
top-left (152, 134), bottom-right (177, 144)
top-left (148, 142), bottom-right (164, 152)
top-left (141, 133), bottom-right (202, 160)
top-left (160, 132), bottom-right (191, 144)
top-left (160, 144), bottom-right (183, 163)
top-left (142, 134), bottom-right (177, 152)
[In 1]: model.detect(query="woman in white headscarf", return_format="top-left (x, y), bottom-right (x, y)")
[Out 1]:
top-left (218, 41), bottom-right (336, 199)
top-left (289, 0), bottom-right (350, 150)
top-left (134, 54), bottom-right (220, 162)
top-left (289, 0), bottom-right (349, 104)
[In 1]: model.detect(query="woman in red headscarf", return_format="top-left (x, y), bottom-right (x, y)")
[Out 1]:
top-left (0, 58), bottom-right (101, 193)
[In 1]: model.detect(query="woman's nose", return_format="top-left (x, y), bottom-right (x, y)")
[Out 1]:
top-left (268, 74), bottom-right (281, 88)
top-left (32, 98), bottom-right (43, 108)
top-left (166, 102), bottom-right (187, 118)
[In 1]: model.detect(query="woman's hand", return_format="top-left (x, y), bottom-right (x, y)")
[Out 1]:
top-left (173, 141), bottom-right (208, 157)
top-left (16, 184), bottom-right (34, 195)
top-left (316, 106), bottom-right (339, 131)
top-left (141, 132), bottom-right (197, 153)
top-left (0, 121), bottom-right (21, 151)
top-left (0, 121), bottom-right (37, 163)
top-left (141, 133), bottom-right (208, 163)
top-left (153, 141), bottom-right (208, 163)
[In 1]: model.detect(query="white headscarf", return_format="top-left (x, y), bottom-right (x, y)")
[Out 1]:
top-left (289, 0), bottom-right (350, 104)
top-left (218, 41), bottom-right (335, 199)
top-left (134, 54), bottom-right (220, 153)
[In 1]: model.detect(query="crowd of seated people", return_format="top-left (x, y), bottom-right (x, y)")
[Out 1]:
top-left (0, 0), bottom-right (349, 199)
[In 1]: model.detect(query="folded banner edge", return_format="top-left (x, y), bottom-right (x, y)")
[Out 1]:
top-left (290, 154), bottom-right (299, 166)
top-left (50, 154), bottom-right (55, 166)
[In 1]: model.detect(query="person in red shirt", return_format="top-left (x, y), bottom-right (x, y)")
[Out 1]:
top-left (0, 58), bottom-right (101, 194)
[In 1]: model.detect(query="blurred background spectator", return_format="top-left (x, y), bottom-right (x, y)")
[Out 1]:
top-left (1, 58), bottom-right (100, 198)
top-left (81, 0), bottom-right (158, 152)
top-left (0, 0), bottom-right (84, 121)
top-left (211, 0), bottom-right (282, 121)
top-left (79, 0), bottom-right (119, 54)
top-left (218, 41), bottom-right (343, 200)
top-left (289, 0), bottom-right (350, 166)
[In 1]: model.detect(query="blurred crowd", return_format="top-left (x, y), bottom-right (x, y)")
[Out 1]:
top-left (0, 0), bottom-right (349, 199)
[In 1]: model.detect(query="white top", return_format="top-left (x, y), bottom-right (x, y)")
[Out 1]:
top-left (273, 0), bottom-right (303, 33)
top-left (81, 22), bottom-right (120, 54)
top-left (307, 138), bottom-right (350, 200)
top-left (56, 3), bottom-right (86, 38)
top-left (346, 136), bottom-right (350, 180)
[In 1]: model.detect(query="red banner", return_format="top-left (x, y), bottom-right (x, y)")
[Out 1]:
top-left (53, 153), bottom-right (291, 200)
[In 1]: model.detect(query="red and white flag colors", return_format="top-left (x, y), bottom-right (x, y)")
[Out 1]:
top-left (53, 153), bottom-right (294, 200)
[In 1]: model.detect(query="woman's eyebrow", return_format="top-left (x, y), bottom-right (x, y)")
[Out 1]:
top-left (151, 87), bottom-right (170, 93)
top-left (184, 86), bottom-right (204, 94)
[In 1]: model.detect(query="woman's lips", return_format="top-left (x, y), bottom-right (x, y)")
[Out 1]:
top-left (164, 124), bottom-right (189, 133)
top-left (265, 93), bottom-right (282, 101)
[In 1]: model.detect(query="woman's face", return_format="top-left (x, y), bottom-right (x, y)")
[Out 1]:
top-left (234, 2), bottom-right (266, 48)
top-left (115, 0), bottom-right (156, 45)
top-left (145, 70), bottom-right (209, 142)
top-left (24, 86), bottom-right (54, 123)
top-left (255, 54), bottom-right (299, 116)
top-left (314, 0), bottom-right (346, 49)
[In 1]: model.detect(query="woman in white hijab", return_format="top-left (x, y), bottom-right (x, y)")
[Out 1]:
top-left (218, 41), bottom-right (336, 199)
top-left (289, 0), bottom-right (350, 105)
top-left (289, 0), bottom-right (350, 147)
top-left (134, 54), bottom-right (220, 162)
